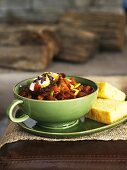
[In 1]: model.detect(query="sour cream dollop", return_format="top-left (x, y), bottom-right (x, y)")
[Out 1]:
top-left (29, 72), bottom-right (59, 91)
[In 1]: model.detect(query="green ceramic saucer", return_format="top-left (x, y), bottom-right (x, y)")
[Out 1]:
top-left (16, 109), bottom-right (127, 139)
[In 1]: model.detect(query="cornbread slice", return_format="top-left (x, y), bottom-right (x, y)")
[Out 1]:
top-left (86, 99), bottom-right (127, 124)
top-left (97, 82), bottom-right (126, 101)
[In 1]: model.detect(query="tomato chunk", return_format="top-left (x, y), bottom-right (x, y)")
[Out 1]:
top-left (34, 84), bottom-right (41, 91)
top-left (51, 86), bottom-right (60, 93)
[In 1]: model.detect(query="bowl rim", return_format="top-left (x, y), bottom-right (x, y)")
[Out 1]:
top-left (13, 76), bottom-right (98, 103)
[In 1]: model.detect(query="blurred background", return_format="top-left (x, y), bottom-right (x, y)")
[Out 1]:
top-left (0, 0), bottom-right (127, 136)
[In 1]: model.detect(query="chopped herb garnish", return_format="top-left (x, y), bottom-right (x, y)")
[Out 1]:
top-left (50, 90), bottom-right (54, 96)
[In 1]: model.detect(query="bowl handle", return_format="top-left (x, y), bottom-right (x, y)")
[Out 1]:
top-left (7, 99), bottom-right (29, 123)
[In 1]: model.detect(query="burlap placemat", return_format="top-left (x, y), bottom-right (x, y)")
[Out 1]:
top-left (0, 76), bottom-right (127, 148)
top-left (0, 121), bottom-right (127, 149)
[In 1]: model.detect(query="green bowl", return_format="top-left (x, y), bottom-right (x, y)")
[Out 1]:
top-left (7, 76), bottom-right (98, 129)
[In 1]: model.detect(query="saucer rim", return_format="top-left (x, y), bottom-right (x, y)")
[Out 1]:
top-left (17, 111), bottom-right (127, 138)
